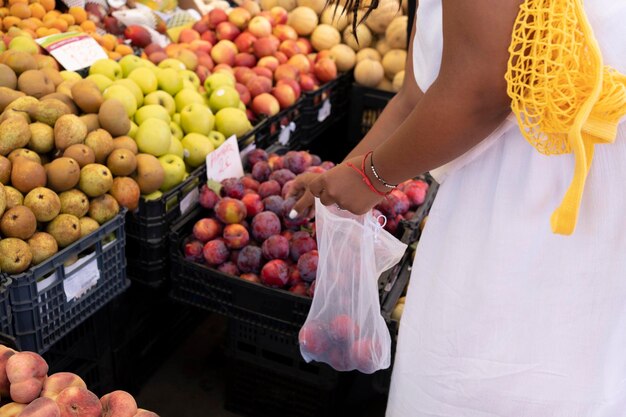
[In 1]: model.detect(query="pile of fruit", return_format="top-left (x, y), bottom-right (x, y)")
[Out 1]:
top-left (183, 148), bottom-right (334, 297)
top-left (373, 178), bottom-right (430, 236)
top-left (0, 345), bottom-right (158, 416)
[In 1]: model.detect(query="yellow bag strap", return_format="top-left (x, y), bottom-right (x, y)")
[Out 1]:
top-left (506, 0), bottom-right (626, 235)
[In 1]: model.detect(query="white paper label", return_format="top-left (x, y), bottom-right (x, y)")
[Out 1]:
top-left (278, 122), bottom-right (296, 146)
top-left (317, 99), bottom-right (332, 122)
top-left (205, 135), bottom-right (244, 182)
top-left (180, 187), bottom-right (199, 215)
top-left (36, 32), bottom-right (107, 72)
top-left (63, 256), bottom-right (100, 301)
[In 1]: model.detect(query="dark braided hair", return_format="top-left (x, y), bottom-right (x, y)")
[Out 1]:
top-left (324, 0), bottom-right (404, 39)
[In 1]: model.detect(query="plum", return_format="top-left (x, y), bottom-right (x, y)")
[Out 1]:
top-left (218, 261), bottom-right (240, 276)
top-left (241, 193), bottom-right (264, 218)
top-left (199, 185), bottom-right (219, 209)
top-left (222, 224), bottom-right (250, 249)
top-left (236, 245), bottom-right (263, 273)
top-left (269, 169), bottom-right (296, 186)
top-left (220, 178), bottom-right (245, 199)
top-left (377, 189), bottom-right (409, 216)
top-left (310, 154), bottom-right (322, 166)
top-left (246, 148), bottom-right (268, 167)
top-left (251, 161), bottom-right (272, 182)
top-left (241, 175), bottom-right (261, 191)
top-left (240, 273), bottom-right (261, 283)
top-left (297, 250), bottom-right (318, 282)
top-left (298, 319), bottom-right (330, 356)
top-left (260, 259), bottom-right (289, 287)
top-left (320, 161), bottom-right (335, 170)
top-left (290, 234), bottom-right (316, 261)
top-left (329, 314), bottom-right (360, 345)
top-left (282, 151), bottom-right (307, 174)
top-left (251, 211), bottom-right (281, 241)
top-left (214, 197), bottom-right (247, 224)
top-left (193, 218), bottom-right (223, 242)
top-left (258, 180), bottom-right (281, 198)
top-left (184, 240), bottom-right (204, 262)
top-left (261, 235), bottom-right (290, 260)
top-left (262, 195), bottom-right (284, 215)
top-left (289, 282), bottom-right (308, 296)
top-left (203, 239), bottom-right (230, 266)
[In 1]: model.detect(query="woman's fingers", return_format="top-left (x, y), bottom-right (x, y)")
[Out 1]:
top-left (290, 190), bottom-right (315, 219)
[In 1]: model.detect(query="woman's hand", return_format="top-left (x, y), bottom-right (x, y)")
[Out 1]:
top-left (307, 156), bottom-right (385, 215)
top-left (286, 172), bottom-right (320, 218)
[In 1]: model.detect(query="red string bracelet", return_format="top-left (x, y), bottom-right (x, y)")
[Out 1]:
top-left (346, 151), bottom-right (391, 198)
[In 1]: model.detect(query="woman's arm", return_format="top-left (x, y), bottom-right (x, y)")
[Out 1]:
top-left (308, 0), bottom-right (523, 214)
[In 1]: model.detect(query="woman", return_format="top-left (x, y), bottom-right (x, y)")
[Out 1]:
top-left (290, 0), bottom-right (626, 415)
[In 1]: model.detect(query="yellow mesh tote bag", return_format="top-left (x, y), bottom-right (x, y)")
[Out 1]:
top-left (506, 0), bottom-right (626, 235)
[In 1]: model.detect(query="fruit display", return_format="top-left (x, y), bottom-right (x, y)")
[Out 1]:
top-left (373, 178), bottom-right (430, 236)
top-left (182, 148), bottom-right (332, 297)
top-left (0, 345), bottom-right (159, 416)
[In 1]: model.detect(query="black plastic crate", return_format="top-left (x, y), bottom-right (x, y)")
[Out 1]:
top-left (299, 72), bottom-right (353, 148)
top-left (224, 356), bottom-right (348, 417)
top-left (3, 211), bottom-right (130, 353)
top-left (347, 84), bottom-right (396, 146)
top-left (0, 278), bottom-right (11, 337)
top-left (250, 103), bottom-right (303, 151)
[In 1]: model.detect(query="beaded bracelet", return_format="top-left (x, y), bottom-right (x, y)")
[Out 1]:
top-left (346, 152), bottom-right (391, 198)
top-left (369, 152), bottom-right (398, 189)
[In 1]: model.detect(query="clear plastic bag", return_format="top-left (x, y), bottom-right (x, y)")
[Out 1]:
top-left (299, 199), bottom-right (408, 373)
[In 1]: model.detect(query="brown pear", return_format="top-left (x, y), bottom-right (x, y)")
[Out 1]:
top-left (71, 79), bottom-right (103, 113)
top-left (28, 98), bottom-right (70, 126)
top-left (84, 129), bottom-right (114, 164)
top-left (79, 217), bottom-right (100, 237)
top-left (54, 114), bottom-right (87, 151)
top-left (46, 157), bottom-right (80, 192)
top-left (0, 183), bottom-right (5, 218)
top-left (17, 70), bottom-right (55, 98)
top-left (40, 92), bottom-right (79, 115)
top-left (4, 95), bottom-right (38, 114)
top-left (0, 156), bottom-right (11, 184)
top-left (0, 87), bottom-right (24, 113)
top-left (98, 99), bottom-right (130, 137)
top-left (134, 154), bottom-right (165, 194)
top-left (112, 136), bottom-right (138, 154)
top-left (40, 68), bottom-right (63, 87)
top-left (0, 238), bottom-right (32, 274)
top-left (59, 189), bottom-right (89, 218)
top-left (0, 205), bottom-right (37, 239)
top-left (79, 114), bottom-right (100, 133)
top-left (4, 186), bottom-right (23, 209)
top-left (28, 122), bottom-right (54, 154)
top-left (10, 157), bottom-right (46, 194)
top-left (0, 117), bottom-right (30, 156)
top-left (23, 187), bottom-right (61, 222)
top-left (107, 149), bottom-right (137, 176)
top-left (28, 232), bottom-right (58, 265)
top-left (63, 144), bottom-right (95, 168)
top-left (46, 214), bottom-right (81, 248)
top-left (0, 64), bottom-right (17, 89)
top-left (110, 177), bottom-right (140, 211)
top-left (0, 108), bottom-right (29, 124)
top-left (56, 80), bottom-right (77, 97)
top-left (88, 193), bottom-right (120, 224)
top-left (79, 163), bottom-right (113, 197)
top-left (8, 148), bottom-right (41, 164)
top-left (3, 50), bottom-right (37, 75)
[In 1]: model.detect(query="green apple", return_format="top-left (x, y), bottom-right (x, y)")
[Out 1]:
top-left (207, 131), bottom-right (226, 148)
top-left (158, 58), bottom-right (186, 71)
top-left (182, 79), bottom-right (196, 91)
top-left (144, 91), bottom-right (176, 116)
top-left (181, 133), bottom-right (215, 167)
top-left (135, 118), bottom-right (172, 156)
top-left (180, 70), bottom-right (200, 89)
top-left (238, 101), bottom-right (246, 112)
top-left (143, 190), bottom-right (163, 200)
top-left (86, 74), bottom-right (113, 92)
top-left (172, 113), bottom-right (181, 125)
top-left (158, 154), bottom-right (186, 191)
top-left (180, 103), bottom-right (214, 136)
top-left (175, 89), bottom-right (205, 113)
top-left (170, 122), bottom-right (183, 141)
top-left (103, 85), bottom-right (138, 117)
top-left (157, 68), bottom-right (183, 97)
top-left (208, 86), bottom-right (241, 113)
top-left (119, 55), bottom-right (147, 78)
top-left (135, 104), bottom-right (171, 125)
top-left (215, 108), bottom-right (253, 139)
top-left (112, 79), bottom-right (144, 107)
top-left (128, 67), bottom-right (158, 95)
top-left (128, 121), bottom-right (138, 139)
top-left (204, 72), bottom-right (235, 94)
top-left (168, 136), bottom-right (184, 157)
top-left (60, 71), bottom-right (82, 81)
top-left (9, 36), bottom-right (38, 54)
top-left (89, 59), bottom-right (123, 80)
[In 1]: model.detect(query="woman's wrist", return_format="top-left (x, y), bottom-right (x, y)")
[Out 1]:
top-left (364, 151), bottom-right (398, 194)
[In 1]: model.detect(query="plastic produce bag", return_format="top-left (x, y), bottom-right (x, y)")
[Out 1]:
top-left (299, 199), bottom-right (407, 373)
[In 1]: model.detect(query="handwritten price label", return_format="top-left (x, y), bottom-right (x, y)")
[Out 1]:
top-left (205, 135), bottom-right (244, 182)
top-left (36, 32), bottom-right (107, 71)
top-left (317, 99), bottom-right (332, 122)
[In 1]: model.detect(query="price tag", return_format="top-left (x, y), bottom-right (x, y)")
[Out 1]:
top-left (205, 135), bottom-right (244, 182)
top-left (278, 122), bottom-right (296, 146)
top-left (317, 99), bottom-right (332, 122)
top-left (180, 187), bottom-right (199, 215)
top-left (63, 256), bottom-right (101, 301)
top-left (36, 32), bottom-right (108, 72)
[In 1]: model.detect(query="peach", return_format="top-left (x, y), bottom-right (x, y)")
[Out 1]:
top-left (178, 28), bottom-right (200, 43)
top-left (276, 78), bottom-right (301, 99)
top-left (143, 43), bottom-right (164, 56)
top-left (251, 66), bottom-right (273, 80)
top-left (189, 40), bottom-right (213, 55)
top-left (6, 351), bottom-right (48, 404)
top-left (278, 39), bottom-right (302, 58)
top-left (257, 11), bottom-right (276, 26)
top-left (316, 49), bottom-right (332, 62)
top-left (287, 54), bottom-right (311, 74)
top-left (0, 345), bottom-right (16, 397)
top-left (207, 8), bottom-right (228, 29)
top-left (192, 20), bottom-right (210, 35)
top-left (296, 37), bottom-right (313, 54)
top-left (101, 390), bottom-right (137, 417)
top-left (234, 67), bottom-right (255, 84)
top-left (196, 65), bottom-right (211, 84)
top-left (275, 51), bottom-right (288, 64)
top-left (274, 64), bottom-right (299, 82)
top-left (133, 409), bottom-right (159, 417)
top-left (201, 30), bottom-right (217, 45)
top-left (228, 7), bottom-right (252, 29)
top-left (41, 373), bottom-right (87, 400)
top-left (247, 16), bottom-right (272, 38)
top-left (234, 52), bottom-right (257, 68)
top-left (299, 73), bottom-right (318, 91)
top-left (273, 24), bottom-right (298, 42)
top-left (196, 52), bottom-right (214, 70)
top-left (210, 40), bottom-right (237, 66)
top-left (216, 21), bottom-right (240, 42)
top-left (241, 0), bottom-right (261, 16)
top-left (148, 51), bottom-right (168, 65)
top-left (272, 84), bottom-right (297, 109)
top-left (270, 6), bottom-right (288, 24)
top-left (234, 32), bottom-right (257, 55)
top-left (313, 57), bottom-right (337, 83)
top-left (235, 83), bottom-right (251, 105)
top-left (56, 386), bottom-right (102, 417)
top-left (252, 36), bottom-right (278, 58)
top-left (0, 402), bottom-right (27, 417)
top-left (246, 76), bottom-right (273, 97)
top-left (18, 397), bottom-right (61, 417)
top-left (214, 64), bottom-right (235, 75)
top-left (257, 56), bottom-right (279, 72)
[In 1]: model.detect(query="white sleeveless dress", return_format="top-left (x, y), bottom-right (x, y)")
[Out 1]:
top-left (386, 1), bottom-right (626, 416)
